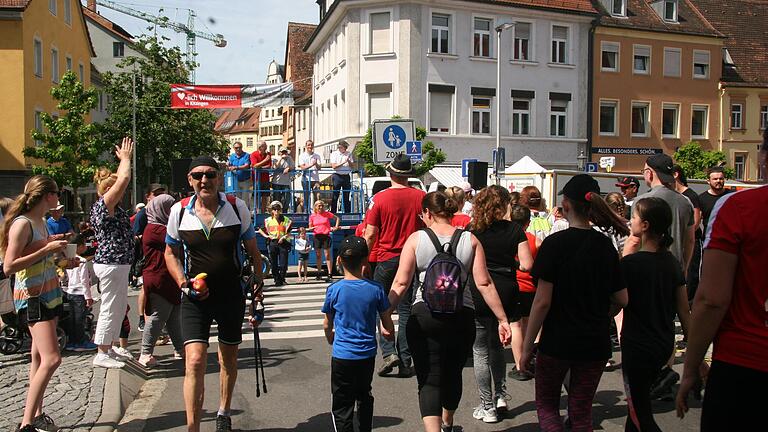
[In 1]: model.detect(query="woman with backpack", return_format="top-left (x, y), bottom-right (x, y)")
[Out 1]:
top-left (468, 185), bottom-right (533, 423)
top-left (384, 191), bottom-right (512, 432)
top-left (519, 174), bottom-right (629, 432)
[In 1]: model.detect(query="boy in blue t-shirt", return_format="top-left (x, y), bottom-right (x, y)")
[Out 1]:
top-left (322, 236), bottom-right (394, 432)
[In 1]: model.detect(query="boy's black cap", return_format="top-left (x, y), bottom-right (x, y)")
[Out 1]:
top-left (615, 176), bottom-right (639, 188)
top-left (339, 236), bottom-right (368, 258)
top-left (558, 174), bottom-right (600, 203)
top-left (646, 154), bottom-right (675, 185)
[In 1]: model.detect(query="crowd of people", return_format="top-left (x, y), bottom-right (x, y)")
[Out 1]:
top-left (0, 129), bottom-right (765, 432)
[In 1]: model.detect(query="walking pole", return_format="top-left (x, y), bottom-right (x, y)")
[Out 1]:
top-left (255, 316), bottom-right (267, 394)
top-left (250, 299), bottom-right (267, 397)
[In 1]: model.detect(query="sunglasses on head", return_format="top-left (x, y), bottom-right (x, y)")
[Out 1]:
top-left (190, 171), bottom-right (218, 180)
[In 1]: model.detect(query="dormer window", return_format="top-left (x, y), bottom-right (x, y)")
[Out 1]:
top-left (663, 0), bottom-right (677, 22)
top-left (611, 0), bottom-right (626, 17)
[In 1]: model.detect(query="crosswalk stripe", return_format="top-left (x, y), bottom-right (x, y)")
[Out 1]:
top-left (266, 294), bottom-right (327, 303)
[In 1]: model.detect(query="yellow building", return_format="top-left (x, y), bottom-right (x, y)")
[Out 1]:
top-left (695, 0), bottom-right (768, 182)
top-left (0, 0), bottom-right (94, 193)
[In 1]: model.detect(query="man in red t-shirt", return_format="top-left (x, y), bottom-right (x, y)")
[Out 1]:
top-left (364, 154), bottom-right (425, 377)
top-left (250, 141), bottom-right (272, 212)
top-left (676, 131), bottom-right (768, 430)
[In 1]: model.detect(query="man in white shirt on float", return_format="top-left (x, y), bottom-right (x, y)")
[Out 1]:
top-left (298, 140), bottom-right (321, 213)
top-left (330, 141), bottom-right (354, 213)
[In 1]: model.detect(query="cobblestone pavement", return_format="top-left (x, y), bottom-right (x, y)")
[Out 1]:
top-left (0, 348), bottom-right (107, 431)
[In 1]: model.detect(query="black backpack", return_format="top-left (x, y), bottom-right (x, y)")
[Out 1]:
top-left (421, 228), bottom-right (466, 314)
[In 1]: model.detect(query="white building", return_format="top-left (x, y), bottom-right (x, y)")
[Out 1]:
top-left (306, 0), bottom-right (597, 168)
top-left (259, 60), bottom-right (286, 154)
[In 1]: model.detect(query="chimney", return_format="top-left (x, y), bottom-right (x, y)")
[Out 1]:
top-left (87, 0), bottom-right (96, 12)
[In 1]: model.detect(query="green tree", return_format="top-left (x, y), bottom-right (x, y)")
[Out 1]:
top-left (354, 123), bottom-right (446, 177)
top-left (24, 71), bottom-right (110, 211)
top-left (673, 141), bottom-right (734, 180)
top-left (98, 35), bottom-right (228, 196)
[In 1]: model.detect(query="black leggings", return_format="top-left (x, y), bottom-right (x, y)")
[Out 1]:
top-left (702, 360), bottom-right (768, 432)
top-left (406, 303), bottom-right (475, 418)
top-left (621, 348), bottom-right (666, 432)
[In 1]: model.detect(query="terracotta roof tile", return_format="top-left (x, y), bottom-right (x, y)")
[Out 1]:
top-left (484, 0), bottom-right (597, 14)
top-left (284, 22), bottom-right (317, 102)
top-left (215, 108), bottom-right (261, 134)
top-left (596, 0), bottom-right (722, 37)
top-left (694, 0), bottom-right (768, 87)
top-left (82, 6), bottom-right (134, 43)
top-left (0, 0), bottom-right (30, 9)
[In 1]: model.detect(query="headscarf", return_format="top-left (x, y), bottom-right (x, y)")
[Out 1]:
top-left (146, 194), bottom-right (175, 226)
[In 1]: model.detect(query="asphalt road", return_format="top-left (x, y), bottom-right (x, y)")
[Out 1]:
top-left (118, 279), bottom-right (703, 432)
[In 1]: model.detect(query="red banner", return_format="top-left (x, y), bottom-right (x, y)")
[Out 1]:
top-left (170, 84), bottom-right (242, 109)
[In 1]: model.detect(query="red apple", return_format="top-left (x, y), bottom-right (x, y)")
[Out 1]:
top-left (192, 273), bottom-right (208, 295)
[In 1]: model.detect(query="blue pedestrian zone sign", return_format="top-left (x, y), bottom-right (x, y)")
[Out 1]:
top-left (406, 141), bottom-right (422, 161)
top-left (383, 125), bottom-right (407, 149)
top-left (462, 159), bottom-right (478, 177)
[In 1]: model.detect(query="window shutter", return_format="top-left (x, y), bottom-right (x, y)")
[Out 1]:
top-left (471, 87), bottom-right (496, 97)
top-left (553, 26), bottom-right (567, 40)
top-left (635, 45), bottom-right (650, 57)
top-left (694, 51), bottom-right (710, 65)
top-left (664, 49), bottom-right (681, 76)
top-left (549, 92), bottom-right (571, 101)
top-left (516, 23), bottom-right (530, 39)
top-left (429, 84), bottom-right (455, 94)
top-left (511, 90), bottom-right (535, 99)
top-left (370, 12), bottom-right (390, 53)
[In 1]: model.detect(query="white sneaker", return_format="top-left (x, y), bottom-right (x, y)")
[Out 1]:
top-left (110, 347), bottom-right (134, 361)
top-left (173, 351), bottom-right (184, 360)
top-left (93, 353), bottom-right (125, 369)
top-left (495, 394), bottom-right (509, 412)
top-left (138, 353), bottom-right (157, 368)
top-left (472, 406), bottom-right (498, 423)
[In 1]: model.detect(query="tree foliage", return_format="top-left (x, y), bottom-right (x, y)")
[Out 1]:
top-left (673, 141), bottom-right (734, 180)
top-left (97, 35), bottom-right (228, 193)
top-left (354, 122), bottom-right (446, 177)
top-left (24, 71), bottom-right (109, 210)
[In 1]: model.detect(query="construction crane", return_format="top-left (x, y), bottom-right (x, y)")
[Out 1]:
top-left (95, 0), bottom-right (226, 82)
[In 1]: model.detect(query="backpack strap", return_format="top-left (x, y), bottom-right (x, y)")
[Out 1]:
top-left (224, 194), bottom-right (241, 223)
top-left (448, 229), bottom-right (464, 256)
top-left (423, 228), bottom-right (447, 254)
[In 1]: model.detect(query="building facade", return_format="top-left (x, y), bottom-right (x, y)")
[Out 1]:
top-left (282, 22), bottom-right (316, 158)
top-left (306, 0), bottom-right (598, 168)
top-left (259, 60), bottom-right (286, 154)
top-left (214, 108), bottom-right (262, 152)
top-left (0, 0), bottom-right (94, 195)
top-left (590, 0), bottom-right (724, 173)
top-left (695, 0), bottom-right (768, 182)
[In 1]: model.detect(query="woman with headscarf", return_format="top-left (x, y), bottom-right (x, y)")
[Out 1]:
top-left (138, 194), bottom-right (183, 367)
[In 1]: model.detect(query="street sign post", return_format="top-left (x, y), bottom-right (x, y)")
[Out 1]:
top-left (492, 148), bottom-right (506, 175)
top-left (405, 140), bottom-right (422, 162)
top-left (462, 159), bottom-right (478, 177)
top-left (372, 119), bottom-right (416, 163)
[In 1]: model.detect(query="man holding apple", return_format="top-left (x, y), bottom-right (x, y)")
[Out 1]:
top-left (164, 156), bottom-right (263, 432)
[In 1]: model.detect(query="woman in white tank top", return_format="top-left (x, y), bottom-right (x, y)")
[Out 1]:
top-left (382, 191), bottom-right (512, 432)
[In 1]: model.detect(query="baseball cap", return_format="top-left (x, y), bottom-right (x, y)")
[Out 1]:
top-left (339, 236), bottom-right (368, 258)
top-left (135, 203), bottom-right (146, 211)
top-left (269, 200), bottom-right (283, 209)
top-left (148, 183), bottom-right (166, 194)
top-left (558, 174), bottom-right (600, 203)
top-left (646, 154), bottom-right (675, 185)
top-left (615, 176), bottom-right (640, 188)
top-left (51, 201), bottom-right (64, 211)
top-left (460, 181), bottom-right (473, 194)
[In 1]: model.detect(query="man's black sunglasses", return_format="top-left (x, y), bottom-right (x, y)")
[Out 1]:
top-left (190, 171), bottom-right (218, 180)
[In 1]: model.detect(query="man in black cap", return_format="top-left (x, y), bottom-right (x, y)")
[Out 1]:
top-left (623, 153), bottom-right (694, 401)
top-left (164, 156), bottom-right (263, 432)
top-left (615, 176), bottom-right (640, 219)
top-left (364, 153), bottom-right (425, 377)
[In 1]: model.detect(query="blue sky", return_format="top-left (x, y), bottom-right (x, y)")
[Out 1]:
top-left (92, 0), bottom-right (319, 84)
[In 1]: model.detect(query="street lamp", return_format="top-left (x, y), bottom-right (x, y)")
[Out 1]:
top-left (577, 149), bottom-right (587, 171)
top-left (495, 22), bottom-right (515, 185)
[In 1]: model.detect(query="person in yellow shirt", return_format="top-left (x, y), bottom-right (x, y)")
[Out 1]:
top-left (260, 201), bottom-right (293, 286)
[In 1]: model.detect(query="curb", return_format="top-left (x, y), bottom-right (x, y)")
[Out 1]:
top-left (91, 361), bottom-right (147, 432)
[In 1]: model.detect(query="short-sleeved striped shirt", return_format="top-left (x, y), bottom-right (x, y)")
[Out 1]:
top-left (12, 216), bottom-right (62, 311)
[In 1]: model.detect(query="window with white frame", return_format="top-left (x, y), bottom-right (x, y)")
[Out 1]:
top-left (693, 50), bottom-right (710, 79)
top-left (663, 48), bottom-right (681, 77)
top-left (369, 12), bottom-right (391, 54)
top-left (471, 88), bottom-right (494, 134)
top-left (78, 63), bottom-right (84, 81)
top-left (550, 100), bottom-right (568, 137)
top-left (601, 42), bottom-right (619, 72)
top-left (65, 56), bottom-right (72, 71)
top-left (691, 105), bottom-right (708, 138)
top-left (34, 39), bottom-right (43, 77)
top-left (662, 103), bottom-right (679, 137)
top-left (599, 100), bottom-right (618, 135)
top-left (429, 85), bottom-right (454, 133)
top-left (113, 42), bottom-right (125, 58)
top-left (431, 13), bottom-right (451, 54)
top-left (246, 137), bottom-right (254, 148)
top-left (730, 103), bottom-right (743, 129)
top-left (49, 0), bottom-right (56, 15)
top-left (473, 17), bottom-right (492, 58)
top-left (513, 22), bottom-right (531, 61)
top-left (64, 0), bottom-right (71, 25)
top-left (51, 47), bottom-right (59, 83)
top-left (734, 153), bottom-right (746, 180)
top-left (633, 45), bottom-right (650, 74)
top-left (512, 101), bottom-right (531, 135)
top-left (631, 102), bottom-right (650, 137)
top-left (611, 0), bottom-right (626, 16)
top-left (368, 88), bottom-right (391, 125)
top-left (663, 0), bottom-right (678, 22)
top-left (761, 104), bottom-right (768, 129)
top-left (551, 25), bottom-right (568, 64)
top-left (34, 110), bottom-right (43, 146)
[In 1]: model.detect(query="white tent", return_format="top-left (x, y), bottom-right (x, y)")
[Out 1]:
top-left (506, 155), bottom-right (546, 173)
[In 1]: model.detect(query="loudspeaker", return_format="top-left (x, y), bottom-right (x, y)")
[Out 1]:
top-left (467, 161), bottom-right (488, 190)
top-left (171, 158), bottom-right (192, 194)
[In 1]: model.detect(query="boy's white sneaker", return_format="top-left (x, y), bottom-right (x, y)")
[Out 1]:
top-left (93, 353), bottom-right (125, 369)
top-left (110, 347), bottom-right (134, 361)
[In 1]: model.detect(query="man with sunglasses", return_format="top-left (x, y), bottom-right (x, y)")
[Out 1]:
top-left (615, 176), bottom-right (640, 219)
top-left (164, 156), bottom-right (263, 432)
top-left (227, 142), bottom-right (251, 209)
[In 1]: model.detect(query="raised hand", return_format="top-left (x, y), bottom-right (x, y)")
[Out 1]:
top-left (115, 137), bottom-right (134, 161)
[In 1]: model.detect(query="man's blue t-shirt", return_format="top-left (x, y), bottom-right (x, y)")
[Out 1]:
top-left (47, 217), bottom-right (72, 235)
top-left (228, 152), bottom-right (251, 182)
top-left (321, 279), bottom-right (390, 360)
